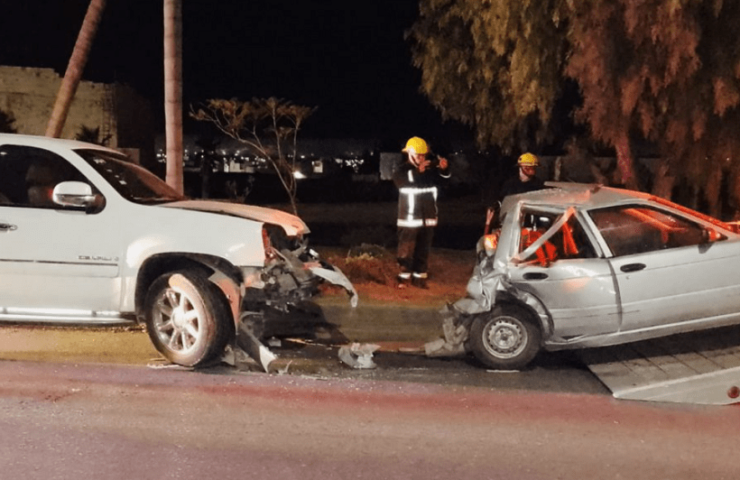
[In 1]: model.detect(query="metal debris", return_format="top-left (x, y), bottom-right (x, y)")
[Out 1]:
top-left (338, 343), bottom-right (380, 369)
top-left (425, 306), bottom-right (469, 358)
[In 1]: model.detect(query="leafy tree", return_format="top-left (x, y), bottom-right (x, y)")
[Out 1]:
top-left (407, 0), bottom-right (569, 153)
top-left (409, 0), bottom-right (740, 208)
top-left (0, 109), bottom-right (18, 133)
top-left (565, 0), bottom-right (740, 209)
top-left (191, 97), bottom-right (316, 214)
top-left (74, 125), bottom-right (111, 145)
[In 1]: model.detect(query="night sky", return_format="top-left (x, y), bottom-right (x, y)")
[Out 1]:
top-left (0, 0), bottom-right (469, 145)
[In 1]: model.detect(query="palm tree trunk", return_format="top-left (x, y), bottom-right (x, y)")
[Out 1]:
top-left (164, 0), bottom-right (184, 194)
top-left (45, 0), bottom-right (106, 138)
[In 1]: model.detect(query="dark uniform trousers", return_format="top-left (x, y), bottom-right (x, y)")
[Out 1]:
top-left (397, 226), bottom-right (434, 279)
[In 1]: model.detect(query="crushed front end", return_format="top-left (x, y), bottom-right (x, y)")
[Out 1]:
top-left (229, 223), bottom-right (358, 370)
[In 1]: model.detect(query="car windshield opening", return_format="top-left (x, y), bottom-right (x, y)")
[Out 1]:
top-left (75, 149), bottom-right (186, 204)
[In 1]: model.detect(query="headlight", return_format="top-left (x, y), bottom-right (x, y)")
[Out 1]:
top-left (476, 232), bottom-right (500, 258)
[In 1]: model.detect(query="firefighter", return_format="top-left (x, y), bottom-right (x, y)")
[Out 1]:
top-left (393, 136), bottom-right (451, 289)
top-left (485, 152), bottom-right (546, 234)
top-left (500, 152), bottom-right (545, 198)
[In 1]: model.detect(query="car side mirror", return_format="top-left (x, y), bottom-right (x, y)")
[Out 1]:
top-left (53, 181), bottom-right (102, 211)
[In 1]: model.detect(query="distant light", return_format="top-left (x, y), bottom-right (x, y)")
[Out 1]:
top-left (293, 171), bottom-right (306, 179)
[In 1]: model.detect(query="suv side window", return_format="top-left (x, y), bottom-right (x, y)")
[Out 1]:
top-left (589, 205), bottom-right (706, 256)
top-left (0, 145), bottom-right (98, 209)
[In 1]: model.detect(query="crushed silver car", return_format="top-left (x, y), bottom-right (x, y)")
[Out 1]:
top-left (429, 182), bottom-right (740, 370)
top-left (0, 134), bottom-right (357, 370)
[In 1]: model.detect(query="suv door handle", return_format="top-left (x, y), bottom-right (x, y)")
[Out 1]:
top-left (523, 272), bottom-right (548, 280)
top-left (620, 263), bottom-right (646, 273)
top-left (0, 223), bottom-right (17, 232)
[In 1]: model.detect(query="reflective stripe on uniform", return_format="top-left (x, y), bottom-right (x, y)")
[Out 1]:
top-left (399, 186), bottom-right (438, 196)
top-left (398, 218), bottom-right (424, 227)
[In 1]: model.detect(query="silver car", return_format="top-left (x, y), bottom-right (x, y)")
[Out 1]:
top-left (436, 182), bottom-right (740, 370)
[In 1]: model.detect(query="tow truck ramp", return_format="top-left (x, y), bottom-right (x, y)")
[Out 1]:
top-left (576, 327), bottom-right (740, 405)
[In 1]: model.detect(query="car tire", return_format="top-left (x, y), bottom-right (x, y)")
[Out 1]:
top-left (470, 305), bottom-right (542, 370)
top-left (144, 269), bottom-right (234, 367)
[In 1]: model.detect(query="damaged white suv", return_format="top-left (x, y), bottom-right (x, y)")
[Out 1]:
top-left (434, 183), bottom-right (740, 370)
top-left (0, 134), bottom-right (356, 368)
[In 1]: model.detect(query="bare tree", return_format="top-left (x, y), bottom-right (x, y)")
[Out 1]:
top-left (191, 97), bottom-right (316, 214)
top-left (46, 0), bottom-right (106, 138)
top-left (164, 0), bottom-right (184, 194)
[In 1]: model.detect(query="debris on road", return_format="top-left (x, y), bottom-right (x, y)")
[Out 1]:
top-left (424, 306), bottom-right (468, 358)
top-left (338, 343), bottom-right (380, 369)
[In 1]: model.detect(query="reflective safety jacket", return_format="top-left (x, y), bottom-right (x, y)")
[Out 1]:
top-left (393, 156), bottom-right (451, 228)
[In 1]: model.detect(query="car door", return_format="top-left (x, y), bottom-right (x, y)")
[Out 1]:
top-left (587, 204), bottom-right (740, 332)
top-left (0, 144), bottom-right (123, 321)
top-left (506, 209), bottom-right (620, 338)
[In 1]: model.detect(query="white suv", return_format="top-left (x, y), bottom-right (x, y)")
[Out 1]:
top-left (0, 134), bottom-right (356, 367)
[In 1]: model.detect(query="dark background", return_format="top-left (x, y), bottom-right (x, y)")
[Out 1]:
top-left (0, 0), bottom-right (471, 145)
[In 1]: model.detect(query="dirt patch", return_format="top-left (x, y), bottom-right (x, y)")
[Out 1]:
top-left (316, 244), bottom-right (475, 307)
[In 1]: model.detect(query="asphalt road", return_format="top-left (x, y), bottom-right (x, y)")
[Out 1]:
top-left (1, 360), bottom-right (738, 480)
top-left (1, 302), bottom-right (739, 479)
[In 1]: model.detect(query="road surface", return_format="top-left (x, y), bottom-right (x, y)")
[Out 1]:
top-left (1, 360), bottom-right (738, 480)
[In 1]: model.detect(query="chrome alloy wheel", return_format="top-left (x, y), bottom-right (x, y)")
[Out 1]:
top-left (482, 316), bottom-right (528, 359)
top-left (152, 277), bottom-right (207, 354)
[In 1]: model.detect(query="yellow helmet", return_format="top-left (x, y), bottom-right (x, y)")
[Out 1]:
top-left (517, 152), bottom-right (539, 167)
top-left (403, 136), bottom-right (429, 155)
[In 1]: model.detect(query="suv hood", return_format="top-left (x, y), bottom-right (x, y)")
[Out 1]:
top-left (160, 200), bottom-right (310, 236)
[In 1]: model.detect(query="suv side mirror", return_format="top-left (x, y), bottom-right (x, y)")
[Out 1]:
top-left (53, 181), bottom-right (102, 211)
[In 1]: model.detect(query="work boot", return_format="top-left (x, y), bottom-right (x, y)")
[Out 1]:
top-left (412, 276), bottom-right (429, 289)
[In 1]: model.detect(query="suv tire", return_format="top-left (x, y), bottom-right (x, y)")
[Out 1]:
top-left (144, 269), bottom-right (233, 367)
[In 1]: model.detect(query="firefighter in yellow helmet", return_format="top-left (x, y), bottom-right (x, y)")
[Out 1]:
top-left (501, 153), bottom-right (544, 197)
top-left (392, 136), bottom-right (451, 289)
top-left (484, 152), bottom-right (545, 234)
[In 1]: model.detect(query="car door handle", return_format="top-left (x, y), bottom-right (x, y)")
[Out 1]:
top-left (0, 223), bottom-right (17, 232)
top-left (523, 272), bottom-right (548, 280)
top-left (620, 263), bottom-right (646, 273)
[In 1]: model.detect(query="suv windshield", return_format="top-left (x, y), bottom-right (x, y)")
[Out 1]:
top-left (76, 149), bottom-right (186, 204)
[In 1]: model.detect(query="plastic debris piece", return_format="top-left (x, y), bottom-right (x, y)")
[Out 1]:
top-left (309, 265), bottom-right (359, 308)
top-left (338, 343), bottom-right (380, 369)
top-left (236, 329), bottom-right (277, 372)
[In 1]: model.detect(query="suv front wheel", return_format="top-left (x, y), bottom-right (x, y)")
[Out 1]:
top-left (144, 269), bottom-right (233, 367)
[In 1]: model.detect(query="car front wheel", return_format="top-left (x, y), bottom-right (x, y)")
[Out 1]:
top-left (470, 305), bottom-right (541, 370)
top-left (144, 269), bottom-right (233, 367)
